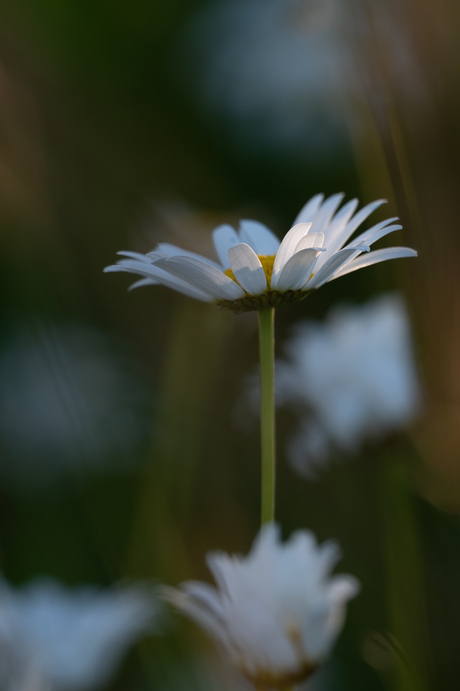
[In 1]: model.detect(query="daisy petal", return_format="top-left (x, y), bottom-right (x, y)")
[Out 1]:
top-left (228, 243), bottom-right (267, 294)
top-left (347, 220), bottom-right (401, 247)
top-left (105, 260), bottom-right (213, 301)
top-left (308, 244), bottom-right (370, 289)
top-left (154, 279), bottom-right (212, 301)
top-left (271, 223), bottom-right (312, 289)
top-left (153, 256), bottom-right (245, 300)
top-left (105, 259), bottom-right (166, 278)
top-left (205, 552), bottom-right (235, 596)
top-left (212, 225), bottom-right (240, 269)
top-left (104, 260), bottom-right (156, 275)
top-left (312, 200), bottom-right (360, 271)
top-left (162, 586), bottom-right (228, 647)
top-left (158, 280), bottom-right (213, 301)
top-left (276, 249), bottom-right (322, 291)
top-left (239, 220), bottom-right (280, 256)
top-left (308, 193), bottom-right (345, 235)
top-left (333, 199), bottom-right (387, 251)
top-left (328, 247), bottom-right (418, 281)
top-left (181, 581), bottom-right (225, 621)
top-left (117, 251), bottom-right (153, 263)
top-left (146, 244), bottom-right (222, 270)
top-left (293, 194), bottom-right (324, 225)
top-left (128, 278), bottom-right (157, 290)
top-left (294, 232), bottom-right (324, 252)
top-left (333, 198), bottom-right (359, 221)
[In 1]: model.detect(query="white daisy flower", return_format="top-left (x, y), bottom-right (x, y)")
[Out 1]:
top-left (163, 524), bottom-right (359, 690)
top-left (105, 193), bottom-right (416, 313)
top-left (276, 294), bottom-right (422, 476)
top-left (0, 577), bottom-right (160, 691)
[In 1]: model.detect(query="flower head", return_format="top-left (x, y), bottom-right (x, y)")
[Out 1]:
top-left (276, 294), bottom-right (421, 475)
top-left (163, 524), bottom-right (359, 689)
top-left (0, 577), bottom-right (160, 690)
top-left (105, 193), bottom-right (416, 313)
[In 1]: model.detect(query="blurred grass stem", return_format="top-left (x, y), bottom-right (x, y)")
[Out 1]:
top-left (129, 300), bottom-right (231, 581)
top-left (382, 457), bottom-right (430, 691)
top-left (258, 308), bottom-right (276, 525)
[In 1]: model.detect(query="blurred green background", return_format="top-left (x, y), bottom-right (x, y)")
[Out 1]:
top-left (0, 0), bottom-right (460, 689)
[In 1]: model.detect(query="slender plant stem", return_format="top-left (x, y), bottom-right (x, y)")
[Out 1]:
top-left (258, 307), bottom-right (276, 525)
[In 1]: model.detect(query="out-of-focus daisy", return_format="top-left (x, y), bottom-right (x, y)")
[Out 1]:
top-left (0, 577), bottom-right (159, 691)
top-left (163, 524), bottom-right (359, 689)
top-left (0, 321), bottom-right (151, 491)
top-left (179, 0), bottom-right (350, 157)
top-left (180, 0), bottom-right (430, 159)
top-left (105, 193), bottom-right (416, 313)
top-left (276, 294), bottom-right (421, 476)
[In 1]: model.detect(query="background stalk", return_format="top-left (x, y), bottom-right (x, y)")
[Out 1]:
top-left (381, 453), bottom-right (431, 691)
top-left (258, 307), bottom-right (276, 524)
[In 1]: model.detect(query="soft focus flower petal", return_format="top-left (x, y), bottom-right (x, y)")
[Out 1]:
top-left (163, 524), bottom-right (359, 689)
top-left (0, 577), bottom-right (160, 691)
top-left (276, 294), bottom-right (422, 475)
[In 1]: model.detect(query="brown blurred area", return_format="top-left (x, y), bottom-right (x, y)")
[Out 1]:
top-left (334, 0), bottom-right (460, 511)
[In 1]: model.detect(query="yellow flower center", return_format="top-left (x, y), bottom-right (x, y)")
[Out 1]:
top-left (224, 254), bottom-right (276, 290)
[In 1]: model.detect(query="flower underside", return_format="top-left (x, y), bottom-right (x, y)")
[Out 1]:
top-left (221, 253), bottom-right (311, 313)
top-left (242, 620), bottom-right (318, 689)
top-left (244, 659), bottom-right (318, 690)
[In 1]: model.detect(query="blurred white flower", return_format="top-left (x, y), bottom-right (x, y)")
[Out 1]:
top-left (181, 0), bottom-right (429, 158)
top-left (106, 193), bottom-right (416, 312)
top-left (0, 321), bottom-right (151, 490)
top-left (164, 524), bottom-right (359, 689)
top-left (0, 577), bottom-right (159, 691)
top-left (277, 294), bottom-right (421, 475)
top-left (180, 0), bottom-right (350, 155)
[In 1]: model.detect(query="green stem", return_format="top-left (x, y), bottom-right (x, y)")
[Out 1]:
top-left (258, 307), bottom-right (276, 525)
